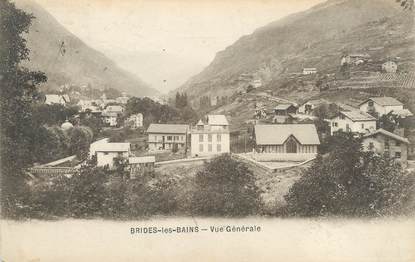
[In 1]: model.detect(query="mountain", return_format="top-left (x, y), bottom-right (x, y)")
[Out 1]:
top-left (104, 50), bottom-right (205, 94)
top-left (175, 0), bottom-right (413, 100)
top-left (14, 0), bottom-right (158, 97)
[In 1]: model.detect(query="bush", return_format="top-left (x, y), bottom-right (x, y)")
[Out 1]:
top-left (285, 134), bottom-right (415, 217)
top-left (191, 154), bottom-right (262, 217)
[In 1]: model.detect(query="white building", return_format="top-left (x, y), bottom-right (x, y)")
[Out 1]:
top-left (359, 97), bottom-right (404, 118)
top-left (102, 112), bottom-right (118, 127)
top-left (327, 111), bottom-right (377, 135)
top-left (382, 61), bottom-right (398, 73)
top-left (147, 124), bottom-right (189, 151)
top-left (254, 124), bottom-right (320, 162)
top-left (302, 68), bottom-right (317, 75)
top-left (190, 115), bottom-right (230, 157)
top-left (94, 142), bottom-right (130, 168)
top-left (126, 113), bottom-right (143, 129)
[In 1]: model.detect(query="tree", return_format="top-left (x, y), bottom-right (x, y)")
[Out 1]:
top-left (396, 0), bottom-right (414, 10)
top-left (1, 0), bottom-right (47, 216)
top-left (191, 154), bottom-right (262, 217)
top-left (285, 133), bottom-right (415, 217)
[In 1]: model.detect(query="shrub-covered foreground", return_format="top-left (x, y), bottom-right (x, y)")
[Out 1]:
top-left (5, 148), bottom-right (415, 219)
top-left (7, 155), bottom-right (263, 219)
top-left (285, 133), bottom-right (415, 217)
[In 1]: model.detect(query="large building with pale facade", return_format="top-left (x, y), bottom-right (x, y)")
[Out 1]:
top-left (190, 115), bottom-right (230, 157)
top-left (146, 124), bottom-right (189, 152)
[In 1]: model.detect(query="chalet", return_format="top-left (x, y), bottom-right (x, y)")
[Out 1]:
top-left (362, 129), bottom-right (409, 166)
top-left (327, 111), bottom-right (376, 135)
top-left (147, 124), bottom-right (189, 151)
top-left (254, 124), bottom-right (320, 161)
top-left (94, 142), bottom-right (130, 169)
top-left (126, 113), bottom-right (143, 129)
top-left (359, 97), bottom-right (404, 118)
top-left (128, 156), bottom-right (155, 179)
top-left (273, 104), bottom-right (298, 123)
top-left (298, 99), bottom-right (330, 115)
top-left (382, 61), bottom-right (398, 73)
top-left (303, 68), bottom-right (317, 75)
top-left (190, 115), bottom-right (230, 157)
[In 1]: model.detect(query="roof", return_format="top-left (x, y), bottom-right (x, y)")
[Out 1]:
top-left (303, 68), bottom-right (317, 70)
top-left (207, 115), bottom-right (229, 126)
top-left (95, 143), bottom-right (130, 152)
top-left (301, 99), bottom-right (329, 107)
top-left (363, 129), bottom-right (409, 144)
top-left (147, 124), bottom-right (188, 134)
top-left (102, 112), bottom-right (118, 117)
top-left (360, 97), bottom-right (403, 107)
top-left (274, 104), bottom-right (297, 111)
top-left (129, 156), bottom-right (155, 164)
top-left (341, 111), bottom-right (376, 121)
top-left (105, 105), bottom-right (124, 112)
top-left (255, 124), bottom-right (320, 145)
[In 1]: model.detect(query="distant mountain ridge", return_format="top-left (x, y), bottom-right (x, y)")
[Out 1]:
top-left (15, 0), bottom-right (158, 97)
top-left (175, 0), bottom-right (413, 100)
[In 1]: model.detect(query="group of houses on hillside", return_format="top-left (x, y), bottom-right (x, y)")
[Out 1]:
top-left (253, 95), bottom-right (413, 166)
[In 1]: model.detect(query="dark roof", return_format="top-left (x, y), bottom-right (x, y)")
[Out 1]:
top-left (255, 124), bottom-right (320, 145)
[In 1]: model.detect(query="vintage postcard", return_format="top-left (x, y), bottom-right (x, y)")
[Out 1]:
top-left (1, 0), bottom-right (415, 261)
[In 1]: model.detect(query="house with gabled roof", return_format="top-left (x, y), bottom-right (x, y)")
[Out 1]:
top-left (254, 124), bottom-right (320, 161)
top-left (190, 115), bottom-right (230, 157)
top-left (94, 142), bottom-right (131, 168)
top-left (327, 111), bottom-right (377, 135)
top-left (362, 128), bottom-right (409, 166)
top-left (359, 97), bottom-right (405, 118)
top-left (147, 124), bottom-right (189, 151)
top-left (273, 103), bottom-right (298, 123)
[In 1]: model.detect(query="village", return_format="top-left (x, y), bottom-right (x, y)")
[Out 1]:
top-left (27, 53), bottom-right (415, 186)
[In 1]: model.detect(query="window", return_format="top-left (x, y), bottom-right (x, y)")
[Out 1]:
top-left (332, 122), bottom-right (338, 127)
top-left (208, 144), bottom-right (212, 152)
top-left (199, 144), bottom-right (204, 152)
top-left (385, 140), bottom-right (390, 151)
top-left (396, 141), bottom-right (401, 146)
top-left (217, 144), bottom-right (221, 152)
top-left (217, 134), bottom-right (221, 142)
top-left (199, 134), bottom-right (203, 142)
top-left (361, 123), bottom-right (365, 129)
top-left (167, 136), bottom-right (172, 141)
top-left (368, 101), bottom-right (374, 107)
top-left (175, 136), bottom-right (179, 141)
top-left (395, 152), bottom-right (401, 158)
top-left (208, 134), bottom-right (212, 142)
top-left (340, 114), bottom-right (345, 120)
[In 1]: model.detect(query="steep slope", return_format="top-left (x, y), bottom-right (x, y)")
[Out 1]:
top-left (15, 0), bottom-right (158, 97)
top-left (175, 0), bottom-right (411, 100)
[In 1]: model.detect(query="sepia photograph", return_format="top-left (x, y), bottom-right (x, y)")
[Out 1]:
top-left (0, 0), bottom-right (415, 261)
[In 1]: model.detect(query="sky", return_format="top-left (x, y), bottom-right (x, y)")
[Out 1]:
top-left (32, 0), bottom-right (324, 92)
